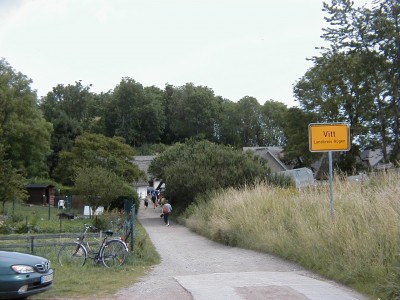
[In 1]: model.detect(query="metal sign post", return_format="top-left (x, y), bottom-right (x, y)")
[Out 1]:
top-left (309, 123), bottom-right (350, 220)
top-left (328, 151), bottom-right (334, 219)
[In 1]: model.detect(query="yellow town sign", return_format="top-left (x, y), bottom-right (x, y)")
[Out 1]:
top-left (309, 123), bottom-right (350, 152)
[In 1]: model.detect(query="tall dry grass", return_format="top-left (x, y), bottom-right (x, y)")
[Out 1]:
top-left (184, 171), bottom-right (400, 299)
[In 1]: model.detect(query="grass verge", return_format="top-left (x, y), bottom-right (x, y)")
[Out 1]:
top-left (42, 221), bottom-right (159, 299)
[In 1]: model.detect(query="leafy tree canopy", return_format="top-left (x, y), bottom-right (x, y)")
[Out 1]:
top-left (282, 108), bottom-right (321, 168)
top-left (166, 83), bottom-right (222, 142)
top-left (0, 58), bottom-right (52, 178)
top-left (103, 78), bottom-right (166, 146)
top-left (262, 100), bottom-right (288, 147)
top-left (54, 133), bottom-right (145, 185)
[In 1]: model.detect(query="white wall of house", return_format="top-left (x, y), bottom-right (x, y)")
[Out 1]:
top-left (153, 179), bottom-right (161, 190)
top-left (136, 186), bottom-right (147, 200)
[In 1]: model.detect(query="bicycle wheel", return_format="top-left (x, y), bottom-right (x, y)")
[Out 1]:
top-left (100, 239), bottom-right (128, 268)
top-left (58, 242), bottom-right (87, 267)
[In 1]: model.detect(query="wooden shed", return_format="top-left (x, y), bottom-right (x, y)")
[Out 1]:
top-left (26, 184), bottom-right (55, 206)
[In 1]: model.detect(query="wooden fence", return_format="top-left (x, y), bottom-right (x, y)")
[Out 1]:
top-left (0, 232), bottom-right (101, 254)
top-left (0, 204), bottom-right (136, 254)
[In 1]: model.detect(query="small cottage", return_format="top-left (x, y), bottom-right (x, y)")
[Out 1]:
top-left (26, 184), bottom-right (55, 206)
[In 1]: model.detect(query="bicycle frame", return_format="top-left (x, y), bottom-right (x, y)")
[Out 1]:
top-left (77, 225), bottom-right (120, 264)
top-left (58, 224), bottom-right (128, 267)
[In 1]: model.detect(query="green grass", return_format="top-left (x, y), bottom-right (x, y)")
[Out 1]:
top-left (45, 265), bottom-right (148, 299)
top-left (0, 204), bottom-right (160, 299)
top-left (183, 171), bottom-right (400, 300)
top-left (40, 221), bottom-right (160, 299)
top-left (0, 202), bottom-right (88, 234)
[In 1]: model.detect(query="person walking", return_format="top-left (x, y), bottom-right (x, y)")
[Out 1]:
top-left (162, 200), bottom-right (172, 226)
top-left (151, 191), bottom-right (157, 209)
top-left (146, 192), bottom-right (152, 209)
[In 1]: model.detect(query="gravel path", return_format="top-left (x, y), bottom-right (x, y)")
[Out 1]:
top-left (106, 203), bottom-right (367, 300)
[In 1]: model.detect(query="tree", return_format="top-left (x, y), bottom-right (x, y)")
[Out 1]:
top-left (282, 108), bottom-right (321, 168)
top-left (40, 81), bottom-right (103, 177)
top-left (46, 112), bottom-right (83, 177)
top-left (160, 84), bottom-right (175, 144)
top-left (370, 0), bottom-right (400, 161)
top-left (213, 98), bottom-right (242, 147)
top-left (236, 96), bottom-right (265, 146)
top-left (294, 52), bottom-right (375, 172)
top-left (103, 78), bottom-right (165, 146)
top-left (74, 166), bottom-right (125, 215)
top-left (40, 81), bottom-right (98, 130)
top-left (290, 0), bottom-right (400, 171)
top-left (318, 0), bottom-right (400, 162)
top-left (0, 145), bottom-right (27, 213)
top-left (262, 100), bottom-right (288, 146)
top-left (166, 83), bottom-right (222, 142)
top-left (0, 59), bottom-right (52, 178)
top-left (54, 133), bottom-right (145, 185)
top-left (149, 139), bottom-right (286, 211)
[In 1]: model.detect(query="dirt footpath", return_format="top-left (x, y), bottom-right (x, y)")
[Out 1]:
top-left (110, 203), bottom-right (367, 300)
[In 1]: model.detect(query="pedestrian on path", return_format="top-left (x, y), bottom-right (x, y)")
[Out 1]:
top-left (146, 192), bottom-right (152, 209)
top-left (151, 191), bottom-right (157, 209)
top-left (162, 200), bottom-right (172, 226)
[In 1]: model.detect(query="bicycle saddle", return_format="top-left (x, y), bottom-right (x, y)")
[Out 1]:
top-left (104, 230), bottom-right (113, 236)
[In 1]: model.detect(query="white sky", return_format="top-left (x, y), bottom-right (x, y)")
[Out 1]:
top-left (0, 0), bottom-right (368, 107)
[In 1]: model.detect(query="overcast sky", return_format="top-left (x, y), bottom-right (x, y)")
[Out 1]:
top-left (0, 0), bottom-right (368, 108)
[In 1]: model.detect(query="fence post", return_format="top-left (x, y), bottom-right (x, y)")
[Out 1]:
top-left (30, 236), bottom-right (34, 254)
top-left (130, 203), bottom-right (135, 251)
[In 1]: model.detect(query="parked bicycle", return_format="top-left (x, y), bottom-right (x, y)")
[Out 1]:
top-left (57, 224), bottom-right (128, 268)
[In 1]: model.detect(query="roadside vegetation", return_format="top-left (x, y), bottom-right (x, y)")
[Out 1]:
top-left (182, 171), bottom-right (400, 300)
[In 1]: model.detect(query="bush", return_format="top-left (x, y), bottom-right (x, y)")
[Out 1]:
top-left (149, 139), bottom-right (290, 211)
top-left (93, 210), bottom-right (127, 234)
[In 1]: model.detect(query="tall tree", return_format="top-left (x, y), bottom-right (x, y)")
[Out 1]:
top-left (320, 0), bottom-right (400, 162)
top-left (372, 0), bottom-right (400, 161)
top-left (160, 84), bottom-right (175, 144)
top-left (294, 51), bottom-right (374, 171)
top-left (40, 81), bottom-right (101, 176)
top-left (236, 96), bottom-right (265, 147)
top-left (262, 100), bottom-right (288, 146)
top-left (104, 78), bottom-right (165, 146)
top-left (40, 81), bottom-right (97, 129)
top-left (167, 83), bottom-right (222, 142)
top-left (0, 59), bottom-right (52, 178)
top-left (214, 98), bottom-right (242, 147)
top-left (282, 108), bottom-right (321, 168)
